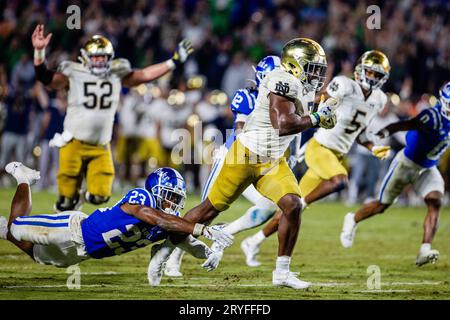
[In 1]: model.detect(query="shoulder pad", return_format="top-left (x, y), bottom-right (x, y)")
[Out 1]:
top-left (121, 188), bottom-right (156, 208)
top-left (230, 89), bottom-right (255, 115)
top-left (265, 69), bottom-right (299, 100)
top-left (57, 61), bottom-right (83, 77)
top-left (111, 58), bottom-right (132, 79)
top-left (326, 75), bottom-right (352, 98)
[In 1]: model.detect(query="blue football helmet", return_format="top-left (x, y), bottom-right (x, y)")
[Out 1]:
top-left (439, 81), bottom-right (450, 120)
top-left (253, 55), bottom-right (281, 88)
top-left (145, 167), bottom-right (186, 215)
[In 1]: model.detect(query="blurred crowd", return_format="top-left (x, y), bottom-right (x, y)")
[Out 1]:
top-left (0, 0), bottom-right (449, 205)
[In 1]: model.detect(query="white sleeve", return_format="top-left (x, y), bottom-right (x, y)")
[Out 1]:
top-left (111, 58), bottom-right (132, 79)
top-left (175, 235), bottom-right (212, 259)
top-left (266, 70), bottom-right (299, 101)
top-left (57, 61), bottom-right (73, 77)
top-left (326, 76), bottom-right (351, 99)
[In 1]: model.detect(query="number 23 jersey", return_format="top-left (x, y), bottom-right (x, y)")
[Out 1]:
top-left (81, 188), bottom-right (172, 259)
top-left (314, 75), bottom-right (387, 154)
top-left (58, 59), bottom-right (132, 145)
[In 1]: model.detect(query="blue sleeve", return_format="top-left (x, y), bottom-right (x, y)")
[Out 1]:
top-left (230, 89), bottom-right (255, 116)
top-left (120, 188), bottom-right (156, 208)
top-left (417, 108), bottom-right (440, 130)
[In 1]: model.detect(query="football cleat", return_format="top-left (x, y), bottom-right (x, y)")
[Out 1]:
top-left (340, 213), bottom-right (357, 248)
top-left (5, 162), bottom-right (40, 185)
top-left (240, 237), bottom-right (261, 267)
top-left (272, 271), bottom-right (310, 290)
top-left (416, 249), bottom-right (440, 266)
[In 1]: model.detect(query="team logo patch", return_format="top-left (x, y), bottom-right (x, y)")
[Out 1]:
top-left (275, 81), bottom-right (290, 96)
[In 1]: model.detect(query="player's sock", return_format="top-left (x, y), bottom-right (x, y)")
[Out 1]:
top-left (251, 230), bottom-right (267, 246)
top-left (275, 256), bottom-right (291, 273)
top-left (223, 206), bottom-right (275, 235)
top-left (420, 243), bottom-right (431, 253)
top-left (0, 216), bottom-right (8, 240)
top-left (5, 162), bottom-right (40, 185)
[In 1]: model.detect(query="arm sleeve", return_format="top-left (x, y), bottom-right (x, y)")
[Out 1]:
top-left (326, 76), bottom-right (351, 99)
top-left (174, 235), bottom-right (212, 259)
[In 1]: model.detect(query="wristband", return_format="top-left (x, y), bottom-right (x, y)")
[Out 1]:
top-left (165, 59), bottom-right (176, 70)
top-left (34, 48), bottom-right (45, 61)
top-left (309, 113), bottom-right (320, 126)
top-left (193, 223), bottom-right (205, 236)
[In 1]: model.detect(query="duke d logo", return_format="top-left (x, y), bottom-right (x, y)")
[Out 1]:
top-left (275, 81), bottom-right (290, 95)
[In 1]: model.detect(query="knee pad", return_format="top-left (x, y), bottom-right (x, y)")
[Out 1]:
top-left (55, 195), bottom-right (80, 212)
top-left (85, 192), bottom-right (110, 205)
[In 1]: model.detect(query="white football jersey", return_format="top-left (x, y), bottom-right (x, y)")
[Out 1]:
top-left (58, 58), bottom-right (132, 145)
top-left (239, 68), bottom-right (315, 159)
top-left (314, 75), bottom-right (388, 154)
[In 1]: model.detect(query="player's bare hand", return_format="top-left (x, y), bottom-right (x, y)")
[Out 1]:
top-left (32, 24), bottom-right (52, 50)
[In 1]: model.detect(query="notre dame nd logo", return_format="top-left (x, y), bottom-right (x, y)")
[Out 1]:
top-left (275, 81), bottom-right (290, 96)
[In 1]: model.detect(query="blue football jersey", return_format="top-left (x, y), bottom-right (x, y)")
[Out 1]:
top-left (81, 188), bottom-right (173, 259)
top-left (225, 88), bottom-right (258, 149)
top-left (404, 103), bottom-right (450, 168)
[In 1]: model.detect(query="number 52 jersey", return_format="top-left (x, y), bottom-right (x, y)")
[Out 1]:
top-left (314, 75), bottom-right (387, 154)
top-left (57, 59), bottom-right (132, 145)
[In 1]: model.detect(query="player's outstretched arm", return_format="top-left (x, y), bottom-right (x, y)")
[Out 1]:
top-left (127, 204), bottom-right (233, 248)
top-left (122, 39), bottom-right (194, 87)
top-left (32, 24), bottom-right (68, 90)
top-left (269, 93), bottom-right (315, 136)
top-left (377, 116), bottom-right (427, 139)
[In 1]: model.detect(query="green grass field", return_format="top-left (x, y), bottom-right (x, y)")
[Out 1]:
top-left (0, 188), bottom-right (449, 300)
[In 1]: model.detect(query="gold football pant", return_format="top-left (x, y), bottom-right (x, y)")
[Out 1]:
top-left (58, 139), bottom-right (114, 198)
top-left (207, 139), bottom-right (301, 211)
top-left (299, 137), bottom-right (347, 197)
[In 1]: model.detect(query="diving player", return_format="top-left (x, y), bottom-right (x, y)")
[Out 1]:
top-left (0, 162), bottom-right (232, 282)
top-left (340, 81), bottom-right (450, 266)
top-left (240, 50), bottom-right (392, 266)
top-left (150, 38), bottom-right (339, 289)
top-left (31, 24), bottom-right (194, 212)
top-left (164, 56), bottom-right (282, 276)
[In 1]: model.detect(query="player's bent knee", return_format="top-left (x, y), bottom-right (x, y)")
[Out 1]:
top-left (330, 175), bottom-right (348, 193)
top-left (86, 193), bottom-right (110, 205)
top-left (424, 194), bottom-right (442, 210)
top-left (55, 195), bottom-right (80, 211)
top-left (278, 194), bottom-right (303, 218)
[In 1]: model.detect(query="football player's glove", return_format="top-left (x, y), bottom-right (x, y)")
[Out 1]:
top-left (171, 39), bottom-right (194, 68)
top-left (200, 225), bottom-right (234, 249)
top-left (201, 242), bottom-right (224, 272)
top-left (372, 145), bottom-right (391, 160)
top-left (310, 97), bottom-right (339, 129)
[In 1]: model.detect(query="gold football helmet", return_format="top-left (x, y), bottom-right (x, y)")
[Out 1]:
top-left (281, 38), bottom-right (327, 92)
top-left (80, 35), bottom-right (114, 76)
top-left (354, 50), bottom-right (390, 91)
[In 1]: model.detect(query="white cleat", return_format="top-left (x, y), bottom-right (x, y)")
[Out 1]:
top-left (272, 271), bottom-right (310, 290)
top-left (416, 249), bottom-right (440, 266)
top-left (0, 216), bottom-right (8, 240)
top-left (164, 267), bottom-right (183, 277)
top-left (148, 242), bottom-right (174, 286)
top-left (340, 212), bottom-right (357, 248)
top-left (5, 162), bottom-right (40, 185)
top-left (241, 237), bottom-right (261, 267)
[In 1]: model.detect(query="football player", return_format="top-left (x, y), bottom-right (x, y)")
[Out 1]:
top-left (340, 81), bottom-right (450, 266)
top-left (149, 38), bottom-right (339, 289)
top-left (241, 50), bottom-right (392, 265)
top-left (164, 56), bottom-right (282, 276)
top-left (31, 24), bottom-right (194, 212)
top-left (0, 162), bottom-right (232, 281)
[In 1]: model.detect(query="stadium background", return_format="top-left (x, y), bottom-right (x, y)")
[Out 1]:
top-left (0, 0), bottom-right (449, 202)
